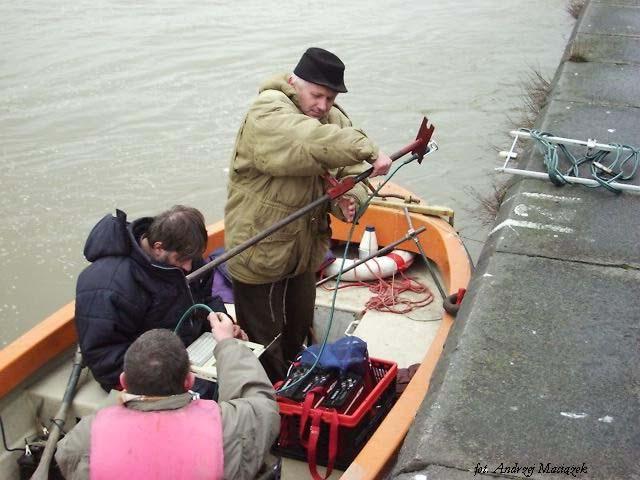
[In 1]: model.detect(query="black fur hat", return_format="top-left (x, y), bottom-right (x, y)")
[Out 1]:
top-left (293, 47), bottom-right (347, 93)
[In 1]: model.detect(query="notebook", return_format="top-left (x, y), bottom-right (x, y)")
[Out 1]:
top-left (187, 332), bottom-right (265, 381)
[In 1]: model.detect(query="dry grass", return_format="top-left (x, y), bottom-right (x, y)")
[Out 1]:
top-left (568, 40), bottom-right (589, 63)
top-left (493, 67), bottom-right (551, 205)
top-left (519, 68), bottom-right (552, 130)
top-left (466, 181), bottom-right (513, 227)
top-left (489, 66), bottom-right (553, 224)
top-left (567, 0), bottom-right (587, 19)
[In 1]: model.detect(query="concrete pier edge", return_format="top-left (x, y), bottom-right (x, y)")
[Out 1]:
top-left (390, 1), bottom-right (640, 479)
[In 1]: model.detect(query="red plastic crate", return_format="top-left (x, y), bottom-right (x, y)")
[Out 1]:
top-left (273, 357), bottom-right (397, 478)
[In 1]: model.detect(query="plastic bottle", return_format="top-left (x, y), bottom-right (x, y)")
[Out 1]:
top-left (358, 225), bottom-right (379, 259)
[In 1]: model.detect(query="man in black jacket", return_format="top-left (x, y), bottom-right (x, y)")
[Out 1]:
top-left (75, 205), bottom-right (228, 397)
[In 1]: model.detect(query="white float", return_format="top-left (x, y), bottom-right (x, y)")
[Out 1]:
top-left (323, 250), bottom-right (415, 282)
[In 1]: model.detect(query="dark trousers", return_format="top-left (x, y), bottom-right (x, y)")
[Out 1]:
top-left (232, 271), bottom-right (316, 383)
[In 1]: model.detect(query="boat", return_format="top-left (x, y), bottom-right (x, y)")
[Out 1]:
top-left (0, 182), bottom-right (472, 480)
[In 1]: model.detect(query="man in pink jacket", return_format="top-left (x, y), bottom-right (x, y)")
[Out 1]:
top-left (55, 314), bottom-right (279, 480)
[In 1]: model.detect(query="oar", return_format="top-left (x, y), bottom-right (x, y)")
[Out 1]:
top-left (31, 347), bottom-right (84, 480)
top-left (187, 117), bottom-right (435, 284)
top-left (315, 226), bottom-right (426, 287)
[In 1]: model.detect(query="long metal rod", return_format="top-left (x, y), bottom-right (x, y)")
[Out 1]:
top-left (187, 194), bottom-right (330, 283)
top-left (31, 347), bottom-right (84, 480)
top-left (402, 207), bottom-right (447, 300)
top-left (495, 166), bottom-right (640, 193)
top-left (186, 123), bottom-right (436, 284)
top-left (187, 153), bottom-right (418, 284)
top-left (315, 226), bottom-right (426, 287)
top-left (510, 130), bottom-right (637, 152)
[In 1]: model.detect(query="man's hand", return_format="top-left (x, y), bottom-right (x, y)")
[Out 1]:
top-left (232, 324), bottom-right (249, 341)
top-left (337, 196), bottom-right (356, 222)
top-left (370, 151), bottom-right (392, 177)
top-left (208, 312), bottom-right (235, 342)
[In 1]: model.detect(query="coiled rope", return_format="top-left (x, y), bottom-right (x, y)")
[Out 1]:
top-left (321, 267), bottom-right (434, 315)
top-left (527, 129), bottom-right (639, 194)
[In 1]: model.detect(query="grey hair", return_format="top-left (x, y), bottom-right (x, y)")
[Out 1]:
top-left (289, 73), bottom-right (310, 88)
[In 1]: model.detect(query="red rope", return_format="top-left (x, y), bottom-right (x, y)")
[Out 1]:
top-left (320, 269), bottom-right (434, 315)
top-left (365, 271), bottom-right (434, 314)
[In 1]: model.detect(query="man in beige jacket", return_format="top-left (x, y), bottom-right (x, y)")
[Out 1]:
top-left (224, 47), bottom-right (391, 381)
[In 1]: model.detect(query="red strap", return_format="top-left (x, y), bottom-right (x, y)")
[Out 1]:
top-left (278, 415), bottom-right (290, 448)
top-left (299, 387), bottom-right (323, 448)
top-left (307, 409), bottom-right (339, 480)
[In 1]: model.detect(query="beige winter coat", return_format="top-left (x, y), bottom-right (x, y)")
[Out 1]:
top-left (224, 73), bottom-right (379, 284)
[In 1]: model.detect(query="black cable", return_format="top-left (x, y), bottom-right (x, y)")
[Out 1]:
top-left (0, 415), bottom-right (24, 453)
top-left (49, 418), bottom-right (67, 435)
top-left (460, 237), bottom-right (476, 273)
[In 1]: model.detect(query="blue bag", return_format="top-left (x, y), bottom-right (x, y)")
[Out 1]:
top-left (300, 336), bottom-right (369, 376)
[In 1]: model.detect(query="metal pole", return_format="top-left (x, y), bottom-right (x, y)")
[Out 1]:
top-left (186, 194), bottom-right (330, 283)
top-left (315, 226), bottom-right (426, 287)
top-left (402, 207), bottom-right (447, 300)
top-left (509, 130), bottom-right (637, 152)
top-left (495, 166), bottom-right (640, 193)
top-left (31, 347), bottom-right (84, 480)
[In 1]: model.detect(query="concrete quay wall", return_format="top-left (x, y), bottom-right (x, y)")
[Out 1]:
top-left (391, 1), bottom-right (640, 479)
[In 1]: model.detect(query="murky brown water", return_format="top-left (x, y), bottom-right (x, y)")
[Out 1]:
top-left (0, 1), bottom-right (574, 346)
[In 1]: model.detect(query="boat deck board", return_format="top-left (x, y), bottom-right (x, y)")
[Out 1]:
top-left (315, 258), bottom-right (443, 368)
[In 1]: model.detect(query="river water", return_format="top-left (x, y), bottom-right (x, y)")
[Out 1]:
top-left (0, 1), bottom-right (574, 346)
